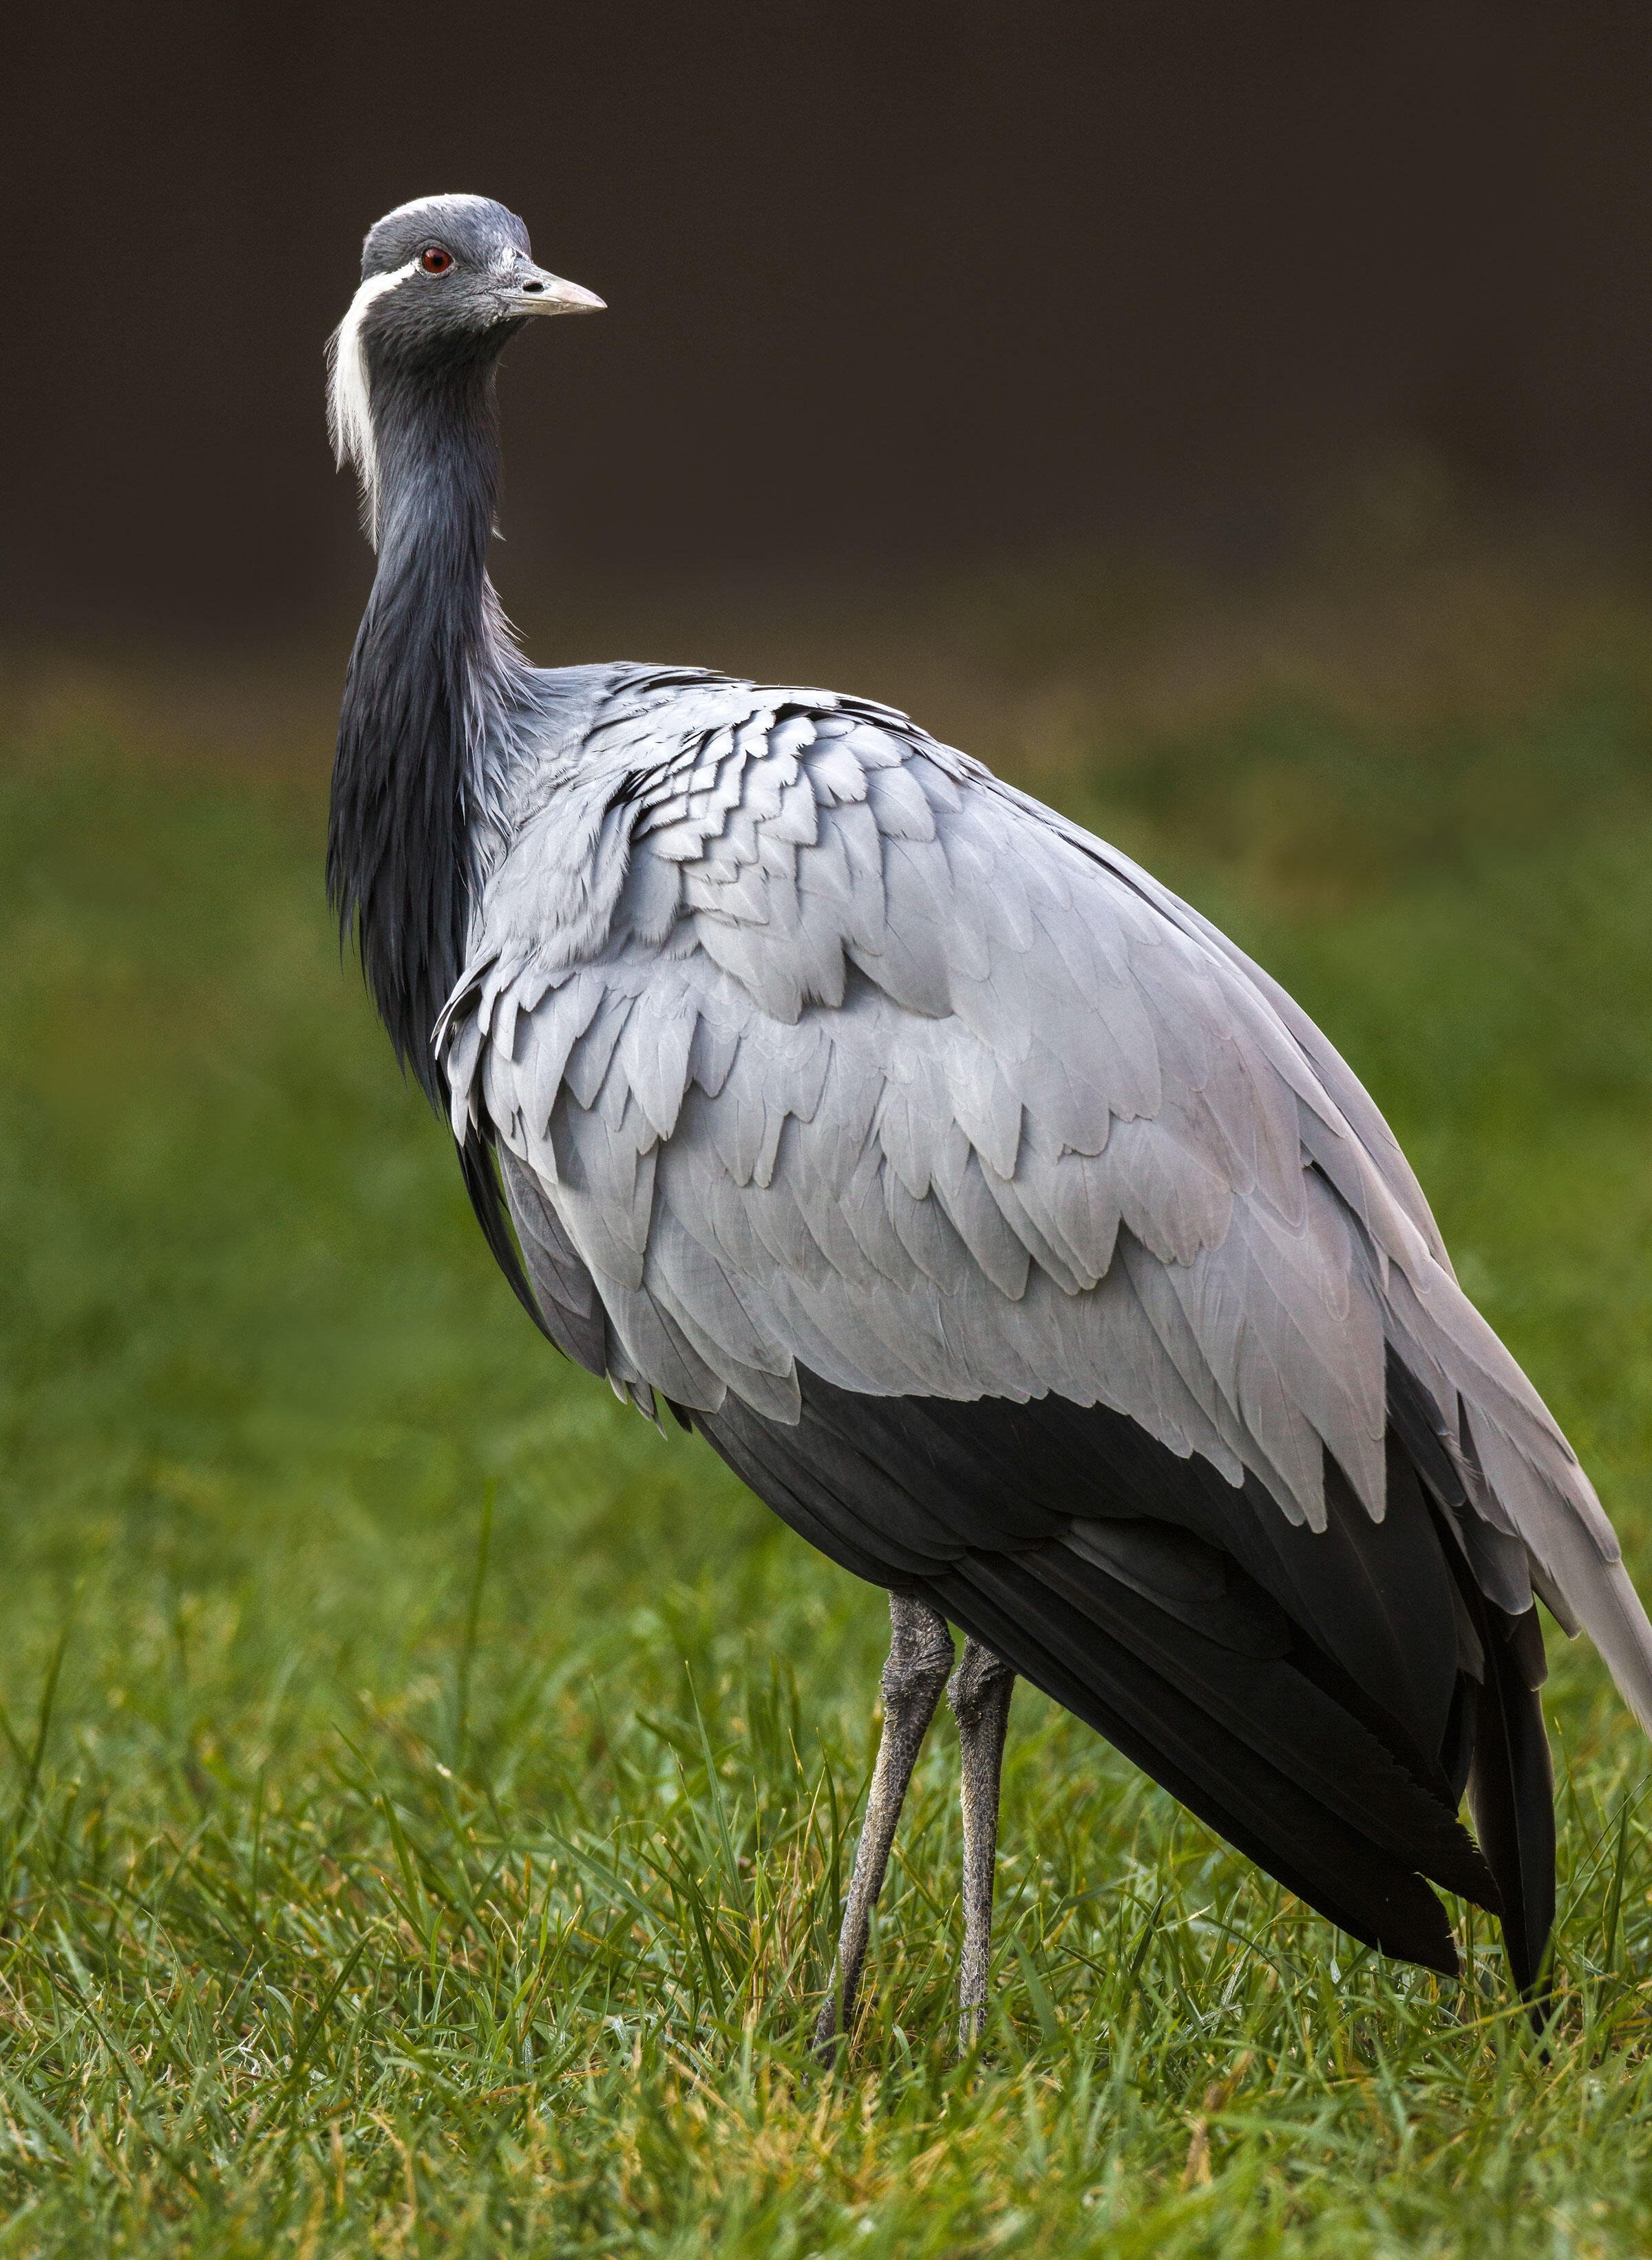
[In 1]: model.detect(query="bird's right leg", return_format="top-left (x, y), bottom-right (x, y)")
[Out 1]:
top-left (813, 1592), bottom-right (954, 2061)
top-left (949, 1636), bottom-right (1015, 2049)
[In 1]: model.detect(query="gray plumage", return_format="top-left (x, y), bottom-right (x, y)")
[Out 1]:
top-left (437, 667), bottom-right (1651, 1718)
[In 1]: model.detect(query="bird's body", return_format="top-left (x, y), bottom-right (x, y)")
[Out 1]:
top-left (329, 195), bottom-right (1652, 2042)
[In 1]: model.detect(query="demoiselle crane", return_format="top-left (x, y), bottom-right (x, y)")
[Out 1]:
top-left (327, 194), bottom-right (1652, 2054)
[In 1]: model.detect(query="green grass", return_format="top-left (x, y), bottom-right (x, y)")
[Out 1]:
top-left (4, 645), bottom-right (1652, 2255)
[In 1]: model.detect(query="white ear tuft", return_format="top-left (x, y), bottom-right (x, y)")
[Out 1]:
top-left (326, 261), bottom-right (418, 548)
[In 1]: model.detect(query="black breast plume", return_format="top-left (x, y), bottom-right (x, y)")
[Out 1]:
top-left (326, 357), bottom-right (502, 1105)
top-left (328, 347), bottom-right (547, 1328)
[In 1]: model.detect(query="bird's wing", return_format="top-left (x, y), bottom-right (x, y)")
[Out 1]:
top-left (441, 674), bottom-right (1652, 1737)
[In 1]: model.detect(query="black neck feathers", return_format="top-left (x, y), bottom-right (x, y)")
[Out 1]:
top-left (328, 339), bottom-right (518, 1106)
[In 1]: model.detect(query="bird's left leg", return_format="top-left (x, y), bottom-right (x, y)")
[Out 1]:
top-left (814, 1592), bottom-right (955, 2060)
top-left (949, 1636), bottom-right (1016, 2049)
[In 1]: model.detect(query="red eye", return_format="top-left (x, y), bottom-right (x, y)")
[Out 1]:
top-left (419, 246), bottom-right (453, 275)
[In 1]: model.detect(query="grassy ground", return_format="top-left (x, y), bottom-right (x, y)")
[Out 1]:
top-left (5, 557), bottom-right (1652, 2252)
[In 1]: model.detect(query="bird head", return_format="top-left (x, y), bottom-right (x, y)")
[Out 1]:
top-left (328, 193), bottom-right (604, 544)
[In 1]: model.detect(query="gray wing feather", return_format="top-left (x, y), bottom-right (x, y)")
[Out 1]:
top-left (438, 668), bottom-right (1652, 1733)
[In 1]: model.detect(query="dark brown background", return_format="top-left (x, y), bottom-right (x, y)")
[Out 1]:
top-left (6, 1), bottom-right (1651, 640)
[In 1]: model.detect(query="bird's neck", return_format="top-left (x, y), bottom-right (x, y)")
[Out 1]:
top-left (328, 353), bottom-right (527, 1104)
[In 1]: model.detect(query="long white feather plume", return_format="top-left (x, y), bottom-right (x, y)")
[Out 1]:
top-left (326, 260), bottom-right (419, 548)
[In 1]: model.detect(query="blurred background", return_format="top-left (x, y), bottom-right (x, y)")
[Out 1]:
top-left (7, 0), bottom-right (1652, 634)
top-left (7, 0), bottom-right (1652, 834)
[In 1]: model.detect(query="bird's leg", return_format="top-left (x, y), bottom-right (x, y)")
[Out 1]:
top-left (949, 1636), bottom-right (1016, 2050)
top-left (814, 1592), bottom-right (954, 2061)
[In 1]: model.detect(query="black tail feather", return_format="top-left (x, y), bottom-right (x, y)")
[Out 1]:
top-left (931, 1551), bottom-right (1468, 1975)
top-left (695, 1362), bottom-right (1559, 1990)
top-left (1018, 1540), bottom-right (1500, 1908)
top-left (1465, 1598), bottom-right (1557, 1999)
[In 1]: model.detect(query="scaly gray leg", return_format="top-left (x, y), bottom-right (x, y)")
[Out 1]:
top-left (949, 1636), bottom-right (1015, 2049)
top-left (814, 1592), bottom-right (954, 2061)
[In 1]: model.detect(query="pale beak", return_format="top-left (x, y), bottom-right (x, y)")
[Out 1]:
top-left (508, 262), bottom-right (606, 316)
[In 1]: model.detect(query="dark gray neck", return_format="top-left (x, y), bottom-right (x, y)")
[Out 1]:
top-left (328, 345), bottom-right (527, 1105)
